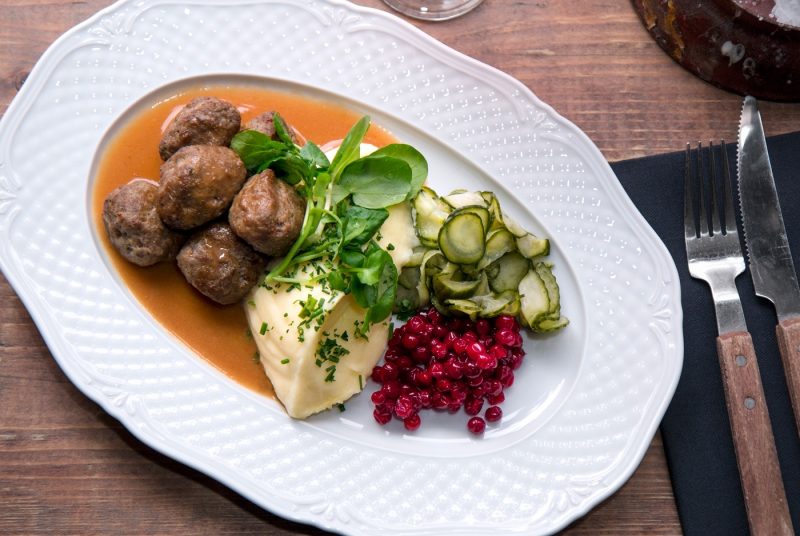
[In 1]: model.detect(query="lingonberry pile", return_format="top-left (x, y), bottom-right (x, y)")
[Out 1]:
top-left (370, 307), bottom-right (525, 434)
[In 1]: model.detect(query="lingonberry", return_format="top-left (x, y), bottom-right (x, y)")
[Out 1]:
top-left (368, 307), bottom-right (525, 433)
top-left (467, 416), bottom-right (486, 434)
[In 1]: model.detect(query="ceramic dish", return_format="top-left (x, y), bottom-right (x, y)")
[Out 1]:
top-left (0, 1), bottom-right (683, 534)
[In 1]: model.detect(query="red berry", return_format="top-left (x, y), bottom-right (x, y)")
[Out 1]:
top-left (474, 352), bottom-right (497, 370)
top-left (466, 341), bottom-right (486, 361)
top-left (418, 389), bottom-right (433, 408)
top-left (476, 319), bottom-right (491, 336)
top-left (432, 392), bottom-right (448, 409)
top-left (430, 340), bottom-right (448, 359)
top-left (373, 409), bottom-right (392, 425)
top-left (464, 396), bottom-right (484, 416)
top-left (467, 416), bottom-right (486, 434)
top-left (512, 332), bottom-right (524, 348)
top-left (395, 356), bottom-right (414, 371)
top-left (485, 406), bottom-right (503, 422)
top-left (399, 383), bottom-right (415, 397)
top-left (452, 337), bottom-right (468, 355)
top-left (404, 414), bottom-right (421, 431)
top-left (485, 380), bottom-right (503, 397)
top-left (448, 318), bottom-right (465, 333)
top-left (433, 325), bottom-right (448, 339)
top-left (450, 386), bottom-right (467, 404)
top-left (444, 359), bottom-right (463, 379)
top-left (406, 316), bottom-right (426, 334)
top-left (444, 331), bottom-right (459, 347)
top-left (501, 371), bottom-right (515, 388)
top-left (436, 378), bottom-right (452, 392)
top-left (489, 344), bottom-right (508, 360)
top-left (495, 329), bottom-right (516, 347)
top-left (463, 361), bottom-right (481, 378)
top-left (467, 374), bottom-right (484, 387)
top-left (414, 369), bottom-right (433, 387)
top-left (370, 306), bottom-right (522, 434)
top-left (495, 365), bottom-right (512, 382)
top-left (402, 333), bottom-right (420, 350)
top-left (494, 315), bottom-right (516, 331)
top-left (371, 366), bottom-right (385, 383)
top-left (382, 362), bottom-right (400, 381)
top-left (487, 392), bottom-right (505, 405)
top-left (394, 395), bottom-right (415, 419)
top-left (381, 380), bottom-right (401, 399)
top-left (412, 346), bottom-right (430, 363)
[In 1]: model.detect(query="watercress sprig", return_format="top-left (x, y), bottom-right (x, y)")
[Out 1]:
top-left (229, 114), bottom-right (427, 332)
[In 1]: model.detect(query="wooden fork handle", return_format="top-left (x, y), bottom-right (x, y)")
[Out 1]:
top-left (776, 316), bottom-right (800, 436)
top-left (717, 331), bottom-right (794, 536)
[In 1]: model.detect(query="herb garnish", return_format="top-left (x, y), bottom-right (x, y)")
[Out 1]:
top-left (315, 335), bottom-right (351, 382)
top-left (230, 114), bottom-right (428, 335)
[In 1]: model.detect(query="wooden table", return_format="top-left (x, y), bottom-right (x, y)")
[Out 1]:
top-left (1, 1), bottom-right (798, 534)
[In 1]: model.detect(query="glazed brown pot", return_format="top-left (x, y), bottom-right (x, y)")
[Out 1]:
top-left (632, 0), bottom-right (800, 101)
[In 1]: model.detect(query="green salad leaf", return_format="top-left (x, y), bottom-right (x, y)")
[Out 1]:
top-left (341, 206), bottom-right (389, 247)
top-left (230, 130), bottom-right (287, 171)
top-left (272, 113), bottom-right (296, 146)
top-left (229, 114), bottom-right (427, 334)
top-left (370, 144), bottom-right (427, 200)
top-left (335, 156), bottom-right (412, 208)
top-left (328, 115), bottom-right (370, 180)
top-left (300, 141), bottom-right (330, 169)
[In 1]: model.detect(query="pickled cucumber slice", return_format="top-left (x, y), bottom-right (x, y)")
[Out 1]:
top-left (413, 187), bottom-right (451, 247)
top-left (438, 212), bottom-right (486, 265)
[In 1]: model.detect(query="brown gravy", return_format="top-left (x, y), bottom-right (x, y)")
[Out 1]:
top-left (92, 85), bottom-right (396, 397)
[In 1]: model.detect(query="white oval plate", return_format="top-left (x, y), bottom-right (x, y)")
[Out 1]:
top-left (0, 1), bottom-right (683, 534)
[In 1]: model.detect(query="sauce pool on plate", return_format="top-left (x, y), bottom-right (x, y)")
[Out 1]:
top-left (92, 85), bottom-right (396, 397)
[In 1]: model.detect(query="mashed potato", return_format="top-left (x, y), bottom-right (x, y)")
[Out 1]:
top-left (245, 201), bottom-right (416, 418)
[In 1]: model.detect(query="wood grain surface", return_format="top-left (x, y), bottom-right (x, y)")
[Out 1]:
top-left (1, 1), bottom-right (799, 535)
top-left (716, 332), bottom-right (794, 535)
top-left (776, 317), bottom-right (800, 436)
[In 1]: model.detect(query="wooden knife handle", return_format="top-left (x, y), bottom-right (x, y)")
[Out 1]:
top-left (776, 316), bottom-right (800, 436)
top-left (717, 331), bottom-right (794, 536)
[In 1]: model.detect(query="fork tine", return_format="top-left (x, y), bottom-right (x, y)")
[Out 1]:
top-left (684, 143), bottom-right (696, 240)
top-left (721, 139), bottom-right (737, 235)
top-left (709, 141), bottom-right (722, 236)
top-left (696, 142), bottom-right (709, 237)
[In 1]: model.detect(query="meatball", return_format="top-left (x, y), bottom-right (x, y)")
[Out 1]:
top-left (102, 179), bottom-right (184, 267)
top-left (159, 97), bottom-right (240, 160)
top-left (244, 111), bottom-right (297, 143)
top-left (158, 145), bottom-right (247, 230)
top-left (177, 223), bottom-right (266, 305)
top-left (228, 170), bottom-right (305, 256)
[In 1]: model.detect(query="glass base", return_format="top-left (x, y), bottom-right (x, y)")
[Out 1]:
top-left (382, 0), bottom-right (484, 21)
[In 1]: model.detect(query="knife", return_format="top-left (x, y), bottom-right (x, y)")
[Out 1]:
top-left (738, 95), bottom-right (800, 435)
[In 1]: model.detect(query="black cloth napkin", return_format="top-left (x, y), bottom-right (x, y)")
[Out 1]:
top-left (610, 131), bottom-right (800, 536)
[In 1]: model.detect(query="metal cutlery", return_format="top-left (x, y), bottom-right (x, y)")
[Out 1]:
top-left (738, 95), bottom-right (800, 436)
top-left (684, 141), bottom-right (794, 536)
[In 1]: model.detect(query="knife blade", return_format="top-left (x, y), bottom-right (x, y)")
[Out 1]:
top-left (738, 95), bottom-right (800, 436)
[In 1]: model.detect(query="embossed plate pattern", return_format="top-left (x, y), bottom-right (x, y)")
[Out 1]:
top-left (0, 1), bottom-right (683, 534)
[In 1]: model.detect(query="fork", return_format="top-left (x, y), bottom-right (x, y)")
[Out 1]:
top-left (684, 141), bottom-right (794, 536)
